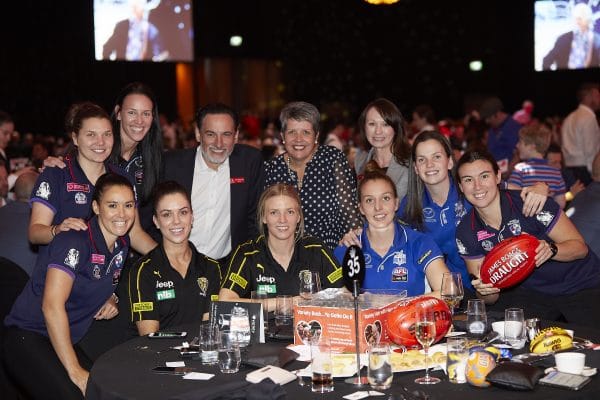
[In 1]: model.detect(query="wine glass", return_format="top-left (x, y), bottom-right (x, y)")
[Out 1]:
top-left (440, 272), bottom-right (464, 317)
top-left (299, 270), bottom-right (321, 300)
top-left (414, 303), bottom-right (441, 385)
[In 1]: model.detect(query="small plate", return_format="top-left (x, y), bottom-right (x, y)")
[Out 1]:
top-left (543, 366), bottom-right (598, 377)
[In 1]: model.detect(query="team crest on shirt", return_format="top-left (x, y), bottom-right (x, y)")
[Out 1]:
top-left (364, 253), bottom-right (372, 267)
top-left (536, 211), bottom-right (554, 227)
top-left (107, 251), bottom-right (124, 274)
top-left (482, 240), bottom-right (494, 252)
top-left (456, 239), bottom-right (466, 255)
top-left (507, 219), bottom-right (522, 235)
top-left (36, 182), bottom-right (51, 200)
top-left (92, 265), bottom-right (101, 279)
top-left (391, 266), bottom-right (408, 282)
top-left (454, 202), bottom-right (467, 222)
top-left (393, 250), bottom-right (406, 266)
top-left (112, 269), bottom-right (121, 285)
top-left (197, 277), bottom-right (209, 297)
top-left (423, 207), bottom-right (435, 221)
top-left (74, 192), bottom-right (87, 205)
top-left (64, 249), bottom-right (80, 269)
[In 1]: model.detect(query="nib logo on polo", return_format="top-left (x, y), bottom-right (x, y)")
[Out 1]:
top-left (155, 280), bottom-right (175, 301)
top-left (256, 274), bottom-right (276, 294)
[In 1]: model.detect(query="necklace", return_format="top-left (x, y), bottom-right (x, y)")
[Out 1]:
top-left (286, 155), bottom-right (303, 190)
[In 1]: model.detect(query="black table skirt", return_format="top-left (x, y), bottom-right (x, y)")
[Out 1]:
top-left (87, 321), bottom-right (600, 400)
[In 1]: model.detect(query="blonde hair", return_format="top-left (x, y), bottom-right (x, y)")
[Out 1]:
top-left (519, 124), bottom-right (552, 155)
top-left (257, 183), bottom-right (305, 240)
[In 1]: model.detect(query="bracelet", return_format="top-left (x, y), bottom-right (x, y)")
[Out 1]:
top-left (111, 293), bottom-right (119, 304)
top-left (50, 225), bottom-right (58, 238)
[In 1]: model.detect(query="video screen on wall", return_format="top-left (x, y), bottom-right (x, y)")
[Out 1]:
top-left (94, 0), bottom-right (194, 62)
top-left (534, 0), bottom-right (600, 71)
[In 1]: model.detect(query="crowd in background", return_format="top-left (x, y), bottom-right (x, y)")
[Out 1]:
top-left (0, 80), bottom-right (599, 399)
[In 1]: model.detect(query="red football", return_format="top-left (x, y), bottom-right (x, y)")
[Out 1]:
top-left (479, 233), bottom-right (539, 289)
top-left (386, 296), bottom-right (451, 348)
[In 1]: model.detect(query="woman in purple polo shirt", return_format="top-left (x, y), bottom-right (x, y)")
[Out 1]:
top-left (455, 149), bottom-right (600, 327)
top-left (4, 173), bottom-right (135, 399)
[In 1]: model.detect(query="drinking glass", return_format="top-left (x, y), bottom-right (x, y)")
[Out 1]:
top-left (368, 343), bottom-right (393, 390)
top-left (446, 337), bottom-right (468, 384)
top-left (275, 295), bottom-right (293, 326)
top-left (251, 290), bottom-right (269, 333)
top-left (414, 303), bottom-right (440, 384)
top-left (466, 299), bottom-right (487, 340)
top-left (504, 308), bottom-right (526, 349)
top-left (311, 337), bottom-right (334, 392)
top-left (199, 323), bottom-right (220, 365)
top-left (440, 272), bottom-right (464, 316)
top-left (299, 270), bottom-right (321, 300)
top-left (218, 330), bottom-right (241, 373)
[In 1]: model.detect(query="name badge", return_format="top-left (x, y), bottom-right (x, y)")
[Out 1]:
top-left (230, 177), bottom-right (245, 184)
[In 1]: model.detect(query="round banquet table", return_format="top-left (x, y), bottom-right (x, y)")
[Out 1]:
top-left (87, 320), bottom-right (600, 400)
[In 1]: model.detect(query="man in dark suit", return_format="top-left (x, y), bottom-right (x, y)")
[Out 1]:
top-left (0, 110), bottom-right (14, 173)
top-left (542, 3), bottom-right (600, 70)
top-left (161, 103), bottom-right (264, 264)
top-left (102, 0), bottom-right (166, 61)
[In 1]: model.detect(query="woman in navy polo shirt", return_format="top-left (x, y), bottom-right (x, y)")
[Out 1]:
top-left (335, 170), bottom-right (450, 297)
top-left (28, 102), bottom-right (155, 254)
top-left (455, 149), bottom-right (600, 327)
top-left (4, 173), bottom-right (135, 399)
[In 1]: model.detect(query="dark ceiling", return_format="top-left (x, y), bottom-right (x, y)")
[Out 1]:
top-left (0, 0), bottom-right (598, 134)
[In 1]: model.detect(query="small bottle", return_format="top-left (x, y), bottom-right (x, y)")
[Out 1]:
top-left (230, 306), bottom-right (251, 347)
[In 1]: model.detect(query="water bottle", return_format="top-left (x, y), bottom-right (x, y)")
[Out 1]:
top-left (230, 306), bottom-right (251, 347)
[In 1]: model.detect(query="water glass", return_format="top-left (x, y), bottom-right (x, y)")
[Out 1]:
top-left (504, 308), bottom-right (526, 349)
top-left (218, 330), bottom-right (241, 373)
top-left (368, 343), bottom-right (393, 390)
top-left (446, 337), bottom-right (468, 384)
top-left (199, 323), bottom-right (220, 365)
top-left (275, 295), bottom-right (293, 326)
top-left (299, 270), bottom-right (321, 299)
top-left (466, 299), bottom-right (487, 340)
top-left (311, 337), bottom-right (334, 393)
top-left (251, 290), bottom-right (269, 333)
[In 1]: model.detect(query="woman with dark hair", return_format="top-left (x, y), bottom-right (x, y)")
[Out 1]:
top-left (335, 170), bottom-right (450, 297)
top-left (455, 149), bottom-right (600, 327)
top-left (45, 82), bottom-right (163, 231)
top-left (29, 101), bottom-right (155, 254)
top-left (109, 81), bottom-right (163, 207)
top-left (219, 183), bottom-right (343, 308)
top-left (4, 173), bottom-right (136, 398)
top-left (124, 181), bottom-right (221, 336)
top-left (354, 98), bottom-right (411, 203)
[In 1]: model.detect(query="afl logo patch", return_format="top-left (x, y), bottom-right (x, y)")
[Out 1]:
top-left (391, 266), bottom-right (408, 282)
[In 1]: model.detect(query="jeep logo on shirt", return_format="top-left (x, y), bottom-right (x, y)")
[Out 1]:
top-left (256, 274), bottom-right (275, 284)
top-left (156, 280), bottom-right (174, 289)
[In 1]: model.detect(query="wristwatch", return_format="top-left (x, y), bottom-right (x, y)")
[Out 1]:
top-left (548, 242), bottom-right (558, 259)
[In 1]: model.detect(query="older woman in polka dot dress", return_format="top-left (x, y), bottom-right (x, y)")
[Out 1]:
top-left (264, 101), bottom-right (361, 250)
